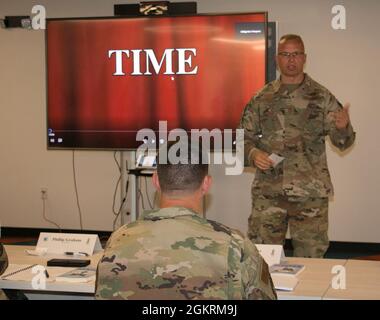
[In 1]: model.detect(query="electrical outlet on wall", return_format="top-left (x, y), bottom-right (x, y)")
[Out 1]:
top-left (41, 188), bottom-right (48, 200)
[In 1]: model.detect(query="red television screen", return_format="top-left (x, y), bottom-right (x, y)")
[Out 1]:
top-left (46, 12), bottom-right (267, 149)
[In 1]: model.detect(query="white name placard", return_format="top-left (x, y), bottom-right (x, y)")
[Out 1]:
top-left (35, 232), bottom-right (102, 256)
top-left (255, 244), bottom-right (286, 266)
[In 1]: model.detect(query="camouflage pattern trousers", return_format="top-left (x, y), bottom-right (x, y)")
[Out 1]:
top-left (248, 195), bottom-right (329, 258)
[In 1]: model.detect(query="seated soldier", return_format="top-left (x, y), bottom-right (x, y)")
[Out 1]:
top-left (96, 141), bottom-right (277, 300)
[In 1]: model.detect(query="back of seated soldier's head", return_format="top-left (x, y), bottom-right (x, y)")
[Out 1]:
top-left (155, 139), bottom-right (210, 199)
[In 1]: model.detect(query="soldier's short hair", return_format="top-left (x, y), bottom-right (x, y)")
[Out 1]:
top-left (157, 139), bottom-right (208, 194)
top-left (278, 34), bottom-right (305, 51)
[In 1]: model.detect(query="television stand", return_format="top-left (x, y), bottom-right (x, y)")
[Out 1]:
top-left (128, 169), bottom-right (155, 222)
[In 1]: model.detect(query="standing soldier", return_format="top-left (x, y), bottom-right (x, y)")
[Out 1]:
top-left (239, 34), bottom-right (355, 258)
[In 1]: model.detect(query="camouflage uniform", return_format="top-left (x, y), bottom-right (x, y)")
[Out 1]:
top-left (0, 243), bottom-right (9, 300)
top-left (239, 74), bottom-right (355, 258)
top-left (96, 207), bottom-right (277, 300)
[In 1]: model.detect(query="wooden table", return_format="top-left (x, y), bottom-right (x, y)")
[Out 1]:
top-left (323, 259), bottom-right (380, 300)
top-left (2, 245), bottom-right (380, 300)
top-left (0, 245), bottom-right (103, 299)
top-left (277, 257), bottom-right (348, 300)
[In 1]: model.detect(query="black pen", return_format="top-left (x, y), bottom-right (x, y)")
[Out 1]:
top-left (64, 251), bottom-right (89, 257)
top-left (44, 269), bottom-right (50, 278)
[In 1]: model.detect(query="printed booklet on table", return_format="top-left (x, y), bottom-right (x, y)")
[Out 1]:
top-left (269, 264), bottom-right (305, 276)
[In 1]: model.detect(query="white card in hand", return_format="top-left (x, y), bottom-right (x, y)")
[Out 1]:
top-left (269, 153), bottom-right (285, 167)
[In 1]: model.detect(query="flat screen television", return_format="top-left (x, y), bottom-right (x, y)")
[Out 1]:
top-left (46, 12), bottom-right (267, 149)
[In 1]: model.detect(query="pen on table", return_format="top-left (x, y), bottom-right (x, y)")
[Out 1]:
top-left (64, 251), bottom-right (89, 257)
top-left (44, 269), bottom-right (49, 278)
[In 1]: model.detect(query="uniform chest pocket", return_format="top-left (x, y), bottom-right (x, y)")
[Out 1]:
top-left (301, 103), bottom-right (326, 161)
top-left (260, 105), bottom-right (283, 134)
top-left (302, 103), bottom-right (325, 138)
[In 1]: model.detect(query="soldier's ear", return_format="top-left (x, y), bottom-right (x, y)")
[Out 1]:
top-left (200, 175), bottom-right (212, 195)
top-left (275, 55), bottom-right (280, 70)
top-left (152, 172), bottom-right (161, 192)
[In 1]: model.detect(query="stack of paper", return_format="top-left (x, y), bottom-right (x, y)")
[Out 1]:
top-left (270, 274), bottom-right (299, 291)
top-left (55, 267), bottom-right (96, 283)
top-left (269, 263), bottom-right (305, 291)
top-left (270, 264), bottom-right (305, 276)
top-left (0, 264), bottom-right (38, 281)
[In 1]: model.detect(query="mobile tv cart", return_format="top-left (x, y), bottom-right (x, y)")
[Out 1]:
top-left (114, 1), bottom-right (197, 224)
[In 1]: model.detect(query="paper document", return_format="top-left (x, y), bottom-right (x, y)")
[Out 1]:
top-left (270, 264), bottom-right (305, 277)
top-left (55, 267), bottom-right (96, 283)
top-left (269, 153), bottom-right (285, 167)
top-left (271, 274), bottom-right (299, 291)
top-left (0, 264), bottom-right (38, 281)
top-left (0, 264), bottom-right (71, 282)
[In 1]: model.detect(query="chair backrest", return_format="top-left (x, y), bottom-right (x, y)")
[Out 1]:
top-left (0, 243), bottom-right (8, 275)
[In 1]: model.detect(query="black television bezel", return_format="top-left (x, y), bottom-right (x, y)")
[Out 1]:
top-left (45, 11), bottom-right (268, 151)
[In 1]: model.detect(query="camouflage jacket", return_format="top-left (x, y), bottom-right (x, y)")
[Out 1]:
top-left (95, 207), bottom-right (277, 300)
top-left (239, 74), bottom-right (355, 198)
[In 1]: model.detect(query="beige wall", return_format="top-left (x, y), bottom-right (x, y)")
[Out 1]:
top-left (0, 0), bottom-right (378, 242)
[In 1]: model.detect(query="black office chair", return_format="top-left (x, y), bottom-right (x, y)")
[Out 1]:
top-left (0, 243), bottom-right (28, 300)
top-left (0, 243), bottom-right (8, 274)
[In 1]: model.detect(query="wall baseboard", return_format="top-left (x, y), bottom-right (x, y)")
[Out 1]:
top-left (1, 227), bottom-right (111, 241)
top-left (284, 239), bottom-right (380, 256)
top-left (2, 227), bottom-right (380, 256)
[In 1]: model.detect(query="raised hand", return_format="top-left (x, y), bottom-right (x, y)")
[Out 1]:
top-left (334, 103), bottom-right (350, 130)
